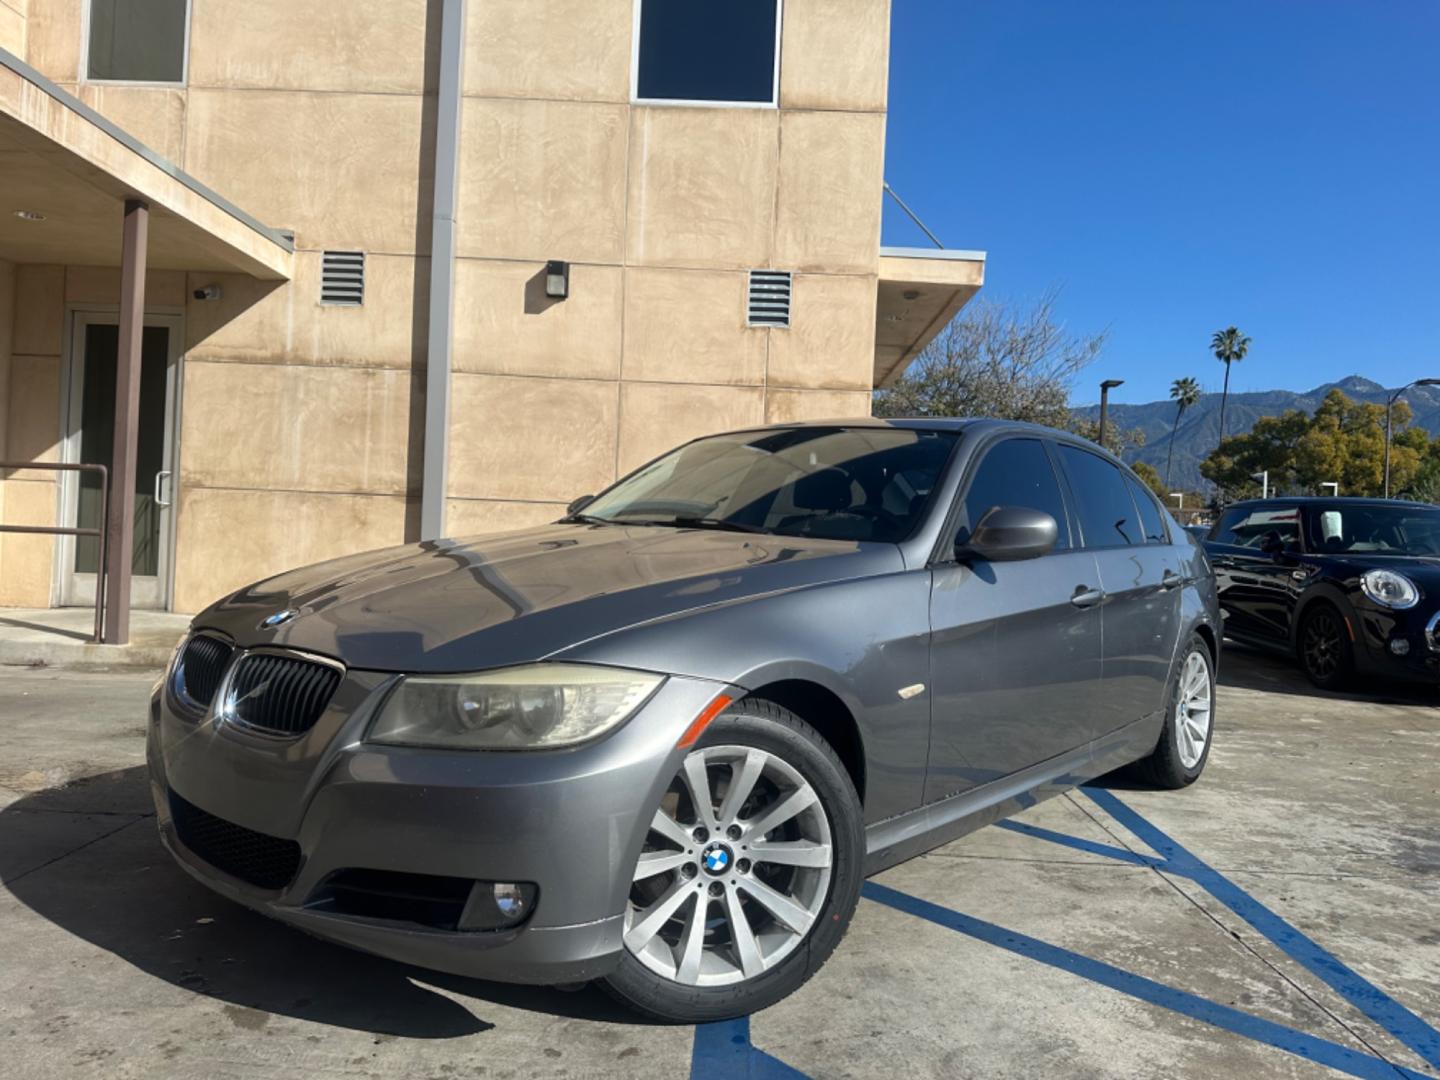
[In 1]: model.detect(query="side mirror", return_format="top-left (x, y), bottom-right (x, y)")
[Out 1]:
top-left (956, 506), bottom-right (1059, 563)
top-left (566, 494), bottom-right (595, 516)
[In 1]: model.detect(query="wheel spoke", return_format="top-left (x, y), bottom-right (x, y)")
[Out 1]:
top-left (1178, 724), bottom-right (1196, 764)
top-left (625, 878), bottom-right (694, 952)
top-left (675, 896), bottom-right (709, 984)
top-left (724, 886), bottom-right (764, 978)
top-left (741, 877), bottom-right (816, 936)
top-left (718, 749), bottom-right (767, 825)
top-left (649, 807), bottom-right (693, 849)
top-left (634, 849), bottom-right (691, 881)
top-left (747, 839), bottom-right (832, 869)
top-left (683, 754), bottom-right (720, 833)
top-left (744, 786), bottom-right (817, 839)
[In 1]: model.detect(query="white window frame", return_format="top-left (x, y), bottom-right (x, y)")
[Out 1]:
top-left (80, 0), bottom-right (193, 87)
top-left (631, 0), bottom-right (783, 109)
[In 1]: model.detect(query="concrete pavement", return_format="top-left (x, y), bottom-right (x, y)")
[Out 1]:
top-left (0, 648), bottom-right (1436, 1078)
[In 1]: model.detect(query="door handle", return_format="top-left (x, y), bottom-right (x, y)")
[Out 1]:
top-left (1071, 586), bottom-right (1105, 608)
top-left (1160, 570), bottom-right (1182, 590)
top-left (154, 470), bottom-right (172, 509)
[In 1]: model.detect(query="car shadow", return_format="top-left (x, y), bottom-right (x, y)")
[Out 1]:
top-left (1217, 639), bottom-right (1440, 707)
top-left (0, 767), bottom-right (648, 1036)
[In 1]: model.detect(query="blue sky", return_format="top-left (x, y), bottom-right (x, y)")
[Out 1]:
top-left (881, 1), bottom-right (1440, 406)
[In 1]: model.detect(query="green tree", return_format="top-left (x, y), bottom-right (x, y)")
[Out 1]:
top-left (1165, 376), bottom-right (1202, 489)
top-left (1210, 326), bottom-right (1252, 447)
top-left (1200, 389), bottom-right (1428, 498)
top-left (874, 290), bottom-right (1107, 424)
top-left (1132, 460), bottom-right (1169, 501)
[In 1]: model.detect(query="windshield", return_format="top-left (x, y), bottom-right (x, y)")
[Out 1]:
top-left (1305, 504), bottom-right (1440, 556)
top-left (578, 427), bottom-right (960, 543)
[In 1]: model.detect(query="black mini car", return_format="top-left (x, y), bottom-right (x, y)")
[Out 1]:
top-left (1203, 497), bottom-right (1440, 688)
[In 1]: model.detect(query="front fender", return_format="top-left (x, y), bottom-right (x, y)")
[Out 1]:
top-left (554, 570), bottom-right (934, 823)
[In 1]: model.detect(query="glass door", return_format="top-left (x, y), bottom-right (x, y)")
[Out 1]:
top-left (60, 311), bottom-right (182, 610)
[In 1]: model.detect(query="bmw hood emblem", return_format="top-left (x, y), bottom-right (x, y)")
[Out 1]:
top-left (259, 608), bottom-right (299, 630)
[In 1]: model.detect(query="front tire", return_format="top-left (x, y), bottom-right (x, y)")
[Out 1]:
top-left (1134, 634), bottom-right (1214, 789)
top-left (602, 700), bottom-right (863, 1023)
top-left (1298, 602), bottom-right (1353, 690)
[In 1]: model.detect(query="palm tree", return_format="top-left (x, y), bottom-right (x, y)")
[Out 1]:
top-left (1211, 326), bottom-right (1252, 446)
top-left (1166, 376), bottom-right (1202, 488)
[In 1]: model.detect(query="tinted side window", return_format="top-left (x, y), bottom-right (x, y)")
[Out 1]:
top-left (636, 0), bottom-right (780, 104)
top-left (1125, 475), bottom-right (1168, 544)
top-left (1056, 445), bottom-right (1141, 548)
top-left (1213, 506), bottom-right (1301, 549)
top-left (957, 438), bottom-right (1070, 551)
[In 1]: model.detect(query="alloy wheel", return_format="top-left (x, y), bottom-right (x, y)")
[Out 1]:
top-left (1303, 610), bottom-right (1342, 680)
top-left (1175, 650), bottom-right (1212, 769)
top-left (624, 745), bottom-right (833, 987)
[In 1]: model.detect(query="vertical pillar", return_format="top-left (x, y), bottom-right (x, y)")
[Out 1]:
top-left (104, 198), bottom-right (148, 646)
top-left (420, 0), bottom-right (467, 541)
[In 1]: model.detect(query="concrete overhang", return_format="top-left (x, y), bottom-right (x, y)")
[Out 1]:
top-left (873, 246), bottom-right (986, 388)
top-left (0, 48), bottom-right (292, 280)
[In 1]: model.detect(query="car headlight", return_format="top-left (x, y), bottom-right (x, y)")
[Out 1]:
top-left (1360, 569), bottom-right (1419, 609)
top-left (368, 663), bottom-right (665, 750)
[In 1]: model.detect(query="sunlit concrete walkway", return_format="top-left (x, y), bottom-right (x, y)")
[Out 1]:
top-left (0, 607), bottom-right (188, 671)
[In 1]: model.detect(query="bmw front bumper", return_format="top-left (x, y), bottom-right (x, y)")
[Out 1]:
top-left (146, 659), bottom-right (730, 984)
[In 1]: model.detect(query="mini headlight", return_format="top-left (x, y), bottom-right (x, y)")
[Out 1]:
top-left (368, 663), bottom-right (664, 750)
top-left (1360, 569), bottom-right (1419, 610)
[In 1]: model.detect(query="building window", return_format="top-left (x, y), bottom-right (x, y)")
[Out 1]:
top-left (634, 0), bottom-right (782, 106)
top-left (86, 0), bottom-right (190, 84)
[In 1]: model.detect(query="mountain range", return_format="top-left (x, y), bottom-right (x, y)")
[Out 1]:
top-left (1073, 376), bottom-right (1440, 491)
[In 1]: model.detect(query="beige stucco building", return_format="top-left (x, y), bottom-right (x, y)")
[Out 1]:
top-left (0, 0), bottom-right (983, 619)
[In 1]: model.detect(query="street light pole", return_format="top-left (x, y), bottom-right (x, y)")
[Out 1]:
top-left (1384, 378), bottom-right (1440, 498)
top-left (1098, 379), bottom-right (1124, 451)
top-left (1170, 492), bottom-right (1183, 510)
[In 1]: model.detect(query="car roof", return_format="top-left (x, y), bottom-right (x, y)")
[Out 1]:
top-left (733, 416), bottom-right (1130, 467)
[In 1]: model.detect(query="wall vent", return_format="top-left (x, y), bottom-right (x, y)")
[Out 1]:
top-left (321, 250), bottom-right (365, 306)
top-left (747, 269), bottom-right (791, 328)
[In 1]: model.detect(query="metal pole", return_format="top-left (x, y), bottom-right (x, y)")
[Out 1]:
top-left (882, 182), bottom-right (945, 250)
top-left (104, 198), bottom-right (148, 646)
top-left (1384, 390), bottom-right (1398, 499)
top-left (1098, 386), bottom-right (1111, 450)
top-left (420, 0), bottom-right (467, 541)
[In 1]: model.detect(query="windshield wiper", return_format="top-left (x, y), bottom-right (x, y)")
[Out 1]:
top-left (561, 512), bottom-right (615, 526)
top-left (626, 517), bottom-right (766, 535)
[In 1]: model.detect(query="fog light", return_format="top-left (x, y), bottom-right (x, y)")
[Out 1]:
top-left (493, 882), bottom-right (529, 917)
top-left (458, 880), bottom-right (537, 931)
top-left (1389, 638), bottom-right (1411, 656)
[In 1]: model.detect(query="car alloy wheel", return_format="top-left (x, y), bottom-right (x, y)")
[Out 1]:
top-left (1302, 608), bottom-right (1343, 681)
top-left (1174, 650), bottom-right (1212, 769)
top-left (624, 744), bottom-right (834, 986)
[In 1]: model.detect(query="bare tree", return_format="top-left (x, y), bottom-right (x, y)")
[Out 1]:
top-left (873, 290), bottom-right (1107, 425)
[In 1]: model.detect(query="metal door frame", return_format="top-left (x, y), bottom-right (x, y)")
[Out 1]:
top-left (56, 306), bottom-right (185, 611)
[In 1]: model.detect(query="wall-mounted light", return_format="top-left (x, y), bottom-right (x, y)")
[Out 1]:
top-left (544, 260), bottom-right (570, 300)
top-left (192, 284), bottom-right (223, 301)
top-left (13, 209), bottom-right (45, 221)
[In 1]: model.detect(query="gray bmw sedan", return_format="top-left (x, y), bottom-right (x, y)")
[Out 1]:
top-left (148, 419), bottom-right (1220, 1021)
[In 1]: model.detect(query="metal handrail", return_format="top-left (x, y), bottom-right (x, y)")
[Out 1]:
top-left (0, 462), bottom-right (109, 644)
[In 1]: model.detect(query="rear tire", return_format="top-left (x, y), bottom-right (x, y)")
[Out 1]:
top-left (1298, 602), bottom-right (1354, 690)
top-left (601, 699), bottom-right (863, 1023)
top-left (1134, 634), bottom-right (1214, 789)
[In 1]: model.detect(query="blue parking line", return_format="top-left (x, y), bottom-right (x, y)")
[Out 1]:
top-left (863, 882), bottom-right (1430, 1080)
top-left (692, 790), bottom-right (1439, 1080)
top-left (691, 1016), bottom-right (807, 1079)
top-left (994, 818), bottom-right (1168, 870)
top-left (1081, 787), bottom-right (1440, 1071)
